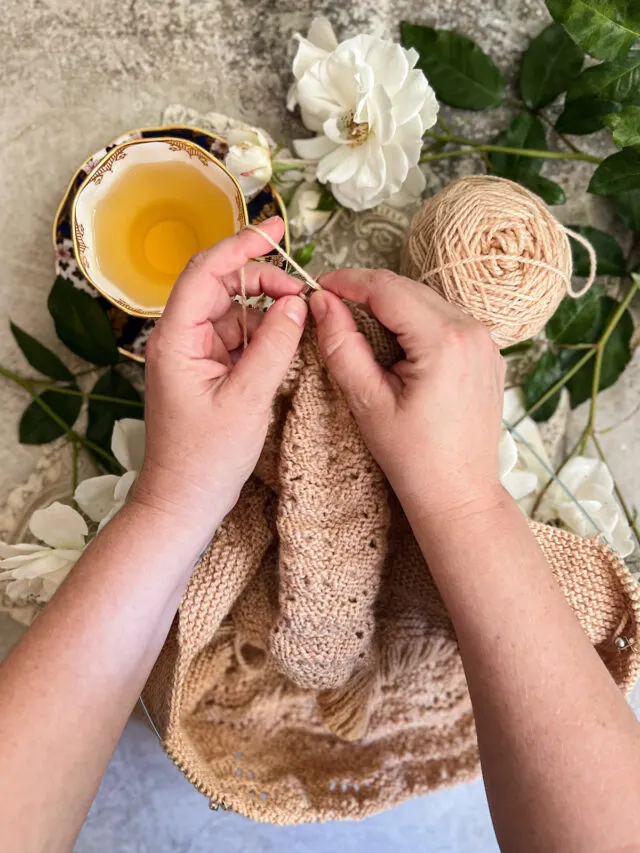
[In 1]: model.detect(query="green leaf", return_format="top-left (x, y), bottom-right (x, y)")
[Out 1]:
top-left (488, 113), bottom-right (547, 180)
top-left (604, 104), bottom-right (640, 147)
top-left (546, 0), bottom-right (640, 61)
top-left (9, 322), bottom-right (74, 381)
top-left (611, 188), bottom-right (640, 228)
top-left (556, 96), bottom-right (621, 133)
top-left (546, 283), bottom-right (604, 343)
top-left (292, 242), bottom-right (316, 267)
top-left (501, 339), bottom-right (535, 355)
top-left (86, 369), bottom-right (142, 471)
top-left (524, 350), bottom-right (574, 421)
top-left (588, 148), bottom-right (640, 194)
top-left (522, 174), bottom-right (567, 205)
top-left (316, 188), bottom-right (338, 212)
top-left (519, 23), bottom-right (584, 109)
top-left (566, 50), bottom-right (640, 102)
top-left (566, 296), bottom-right (634, 405)
top-left (47, 276), bottom-right (117, 366)
top-left (400, 23), bottom-right (506, 110)
top-left (566, 226), bottom-right (626, 276)
top-left (19, 388), bottom-right (82, 445)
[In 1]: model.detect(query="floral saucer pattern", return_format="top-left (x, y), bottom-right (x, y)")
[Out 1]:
top-left (53, 125), bottom-right (290, 363)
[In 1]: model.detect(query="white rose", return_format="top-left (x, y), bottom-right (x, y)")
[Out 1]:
top-left (225, 127), bottom-right (273, 199)
top-left (288, 183), bottom-right (332, 238)
top-left (288, 17), bottom-right (438, 211)
top-left (536, 457), bottom-right (634, 557)
top-left (0, 503), bottom-right (89, 604)
top-left (74, 418), bottom-right (146, 531)
top-left (499, 388), bottom-right (552, 512)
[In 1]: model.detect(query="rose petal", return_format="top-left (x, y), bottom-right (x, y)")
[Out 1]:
top-left (0, 551), bottom-right (78, 580)
top-left (111, 418), bottom-right (146, 473)
top-left (74, 474), bottom-right (120, 522)
top-left (503, 471), bottom-right (538, 502)
top-left (0, 549), bottom-right (54, 570)
top-left (114, 470), bottom-right (137, 503)
top-left (498, 431), bottom-right (518, 480)
top-left (0, 542), bottom-right (44, 559)
top-left (39, 566), bottom-right (73, 601)
top-left (29, 502), bottom-right (88, 550)
top-left (306, 16), bottom-right (339, 52)
top-left (293, 134), bottom-right (337, 160)
top-left (317, 145), bottom-right (362, 185)
top-left (364, 40), bottom-right (408, 96)
top-left (385, 164), bottom-right (426, 208)
top-left (226, 142), bottom-right (273, 198)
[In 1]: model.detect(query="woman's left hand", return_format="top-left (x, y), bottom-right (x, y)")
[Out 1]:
top-left (134, 217), bottom-right (307, 543)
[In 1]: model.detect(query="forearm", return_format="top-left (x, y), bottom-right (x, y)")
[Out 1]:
top-left (404, 490), bottom-right (640, 852)
top-left (0, 501), bottom-right (214, 853)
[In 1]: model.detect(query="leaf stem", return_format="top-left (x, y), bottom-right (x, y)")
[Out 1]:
top-left (522, 277), bottom-right (639, 426)
top-left (0, 364), bottom-right (119, 468)
top-left (30, 385), bottom-right (144, 408)
top-left (419, 140), bottom-right (601, 165)
top-left (518, 348), bottom-right (597, 424)
top-left (537, 111), bottom-right (582, 155)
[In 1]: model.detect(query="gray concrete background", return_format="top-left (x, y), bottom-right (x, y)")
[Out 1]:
top-left (1, 1), bottom-right (639, 850)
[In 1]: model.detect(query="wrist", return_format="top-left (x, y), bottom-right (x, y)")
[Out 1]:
top-left (126, 469), bottom-right (231, 556)
top-left (400, 481), bottom-right (514, 535)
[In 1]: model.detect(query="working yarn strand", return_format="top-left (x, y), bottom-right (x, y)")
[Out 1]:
top-left (238, 223), bottom-right (322, 349)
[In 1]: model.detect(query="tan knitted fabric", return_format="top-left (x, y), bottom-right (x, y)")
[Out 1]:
top-left (143, 308), bottom-right (640, 824)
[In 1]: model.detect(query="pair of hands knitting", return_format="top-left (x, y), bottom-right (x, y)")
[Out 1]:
top-left (134, 216), bottom-right (506, 545)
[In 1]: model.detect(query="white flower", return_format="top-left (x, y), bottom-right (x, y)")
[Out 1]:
top-left (288, 182), bottom-right (332, 238)
top-left (385, 165), bottom-right (426, 208)
top-left (205, 112), bottom-right (277, 150)
top-left (536, 457), bottom-right (634, 557)
top-left (0, 503), bottom-right (88, 604)
top-left (75, 418), bottom-right (146, 531)
top-left (272, 147), bottom-right (317, 187)
top-left (288, 17), bottom-right (438, 211)
top-left (499, 388), bottom-right (551, 511)
top-left (225, 127), bottom-right (274, 199)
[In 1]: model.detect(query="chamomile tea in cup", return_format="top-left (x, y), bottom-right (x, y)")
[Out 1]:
top-left (72, 137), bottom-right (248, 316)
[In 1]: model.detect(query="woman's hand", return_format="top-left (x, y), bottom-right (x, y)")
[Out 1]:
top-left (310, 269), bottom-right (506, 522)
top-left (134, 217), bottom-right (307, 542)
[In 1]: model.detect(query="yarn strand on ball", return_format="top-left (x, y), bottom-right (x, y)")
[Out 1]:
top-left (400, 176), bottom-right (596, 348)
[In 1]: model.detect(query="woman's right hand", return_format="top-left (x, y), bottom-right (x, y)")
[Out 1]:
top-left (310, 269), bottom-right (507, 523)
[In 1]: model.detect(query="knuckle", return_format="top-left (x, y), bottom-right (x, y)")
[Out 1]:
top-left (368, 269), bottom-right (400, 291)
top-left (185, 249), bottom-right (209, 272)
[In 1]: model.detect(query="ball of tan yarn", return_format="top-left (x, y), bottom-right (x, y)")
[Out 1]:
top-left (400, 175), bottom-right (573, 347)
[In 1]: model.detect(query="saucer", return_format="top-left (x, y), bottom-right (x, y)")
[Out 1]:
top-left (53, 125), bottom-right (290, 363)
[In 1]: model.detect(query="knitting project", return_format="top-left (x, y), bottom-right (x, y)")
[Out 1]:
top-left (144, 308), bottom-right (640, 824)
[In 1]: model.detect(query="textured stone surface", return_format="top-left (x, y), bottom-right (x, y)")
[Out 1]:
top-left (1, 0), bottom-right (640, 849)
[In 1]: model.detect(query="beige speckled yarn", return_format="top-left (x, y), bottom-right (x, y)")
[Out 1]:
top-left (401, 176), bottom-right (575, 347)
top-left (143, 308), bottom-right (640, 825)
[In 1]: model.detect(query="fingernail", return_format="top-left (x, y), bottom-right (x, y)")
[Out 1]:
top-left (264, 215), bottom-right (283, 226)
top-left (309, 291), bottom-right (327, 321)
top-left (284, 295), bottom-right (307, 327)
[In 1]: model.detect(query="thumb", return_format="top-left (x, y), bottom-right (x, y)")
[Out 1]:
top-left (231, 295), bottom-right (307, 403)
top-left (310, 291), bottom-right (393, 416)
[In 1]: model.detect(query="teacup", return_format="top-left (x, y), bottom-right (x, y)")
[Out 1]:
top-left (71, 137), bottom-right (248, 317)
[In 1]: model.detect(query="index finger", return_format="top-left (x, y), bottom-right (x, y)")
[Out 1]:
top-left (162, 217), bottom-right (300, 329)
top-left (318, 268), bottom-right (463, 339)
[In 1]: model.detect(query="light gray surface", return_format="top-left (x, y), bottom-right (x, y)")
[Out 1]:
top-left (2, 1), bottom-right (640, 851)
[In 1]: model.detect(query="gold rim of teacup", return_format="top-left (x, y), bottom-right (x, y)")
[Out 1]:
top-left (55, 125), bottom-right (291, 363)
top-left (70, 135), bottom-right (250, 319)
